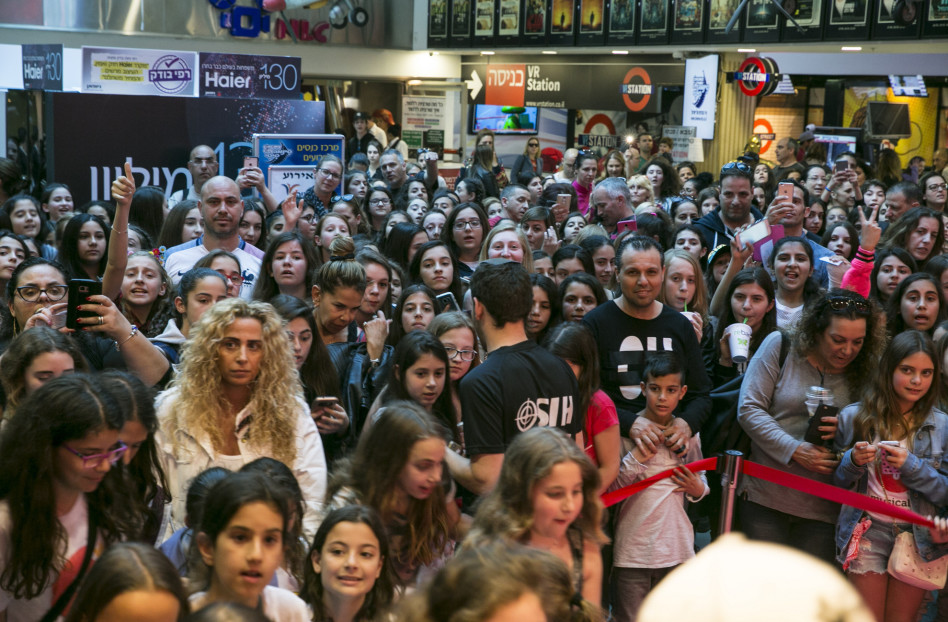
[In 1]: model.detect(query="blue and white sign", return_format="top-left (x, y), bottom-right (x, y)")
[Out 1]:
top-left (683, 54), bottom-right (718, 140)
top-left (81, 46), bottom-right (197, 97)
top-left (252, 133), bottom-right (345, 191)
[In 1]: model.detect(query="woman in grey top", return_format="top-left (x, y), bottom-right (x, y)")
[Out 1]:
top-left (737, 289), bottom-right (886, 564)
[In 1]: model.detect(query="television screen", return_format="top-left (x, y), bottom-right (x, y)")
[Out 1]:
top-left (813, 133), bottom-right (858, 167)
top-left (864, 102), bottom-right (911, 141)
top-left (471, 104), bottom-right (539, 134)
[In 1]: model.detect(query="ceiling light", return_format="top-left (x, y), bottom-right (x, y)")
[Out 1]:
top-left (612, 50), bottom-right (629, 55)
top-left (841, 46), bottom-right (862, 51)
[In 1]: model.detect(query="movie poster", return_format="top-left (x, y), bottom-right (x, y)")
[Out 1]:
top-left (675, 0), bottom-right (703, 29)
top-left (452, 0), bottom-right (472, 37)
top-left (552, 0), bottom-right (575, 32)
top-left (524, 0), bottom-right (547, 34)
top-left (580, 0), bottom-right (604, 31)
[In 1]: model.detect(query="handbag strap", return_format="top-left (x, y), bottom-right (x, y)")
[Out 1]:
top-left (40, 506), bottom-right (98, 622)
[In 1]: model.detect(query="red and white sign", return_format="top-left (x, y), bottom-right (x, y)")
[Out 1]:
top-left (485, 64), bottom-right (525, 106)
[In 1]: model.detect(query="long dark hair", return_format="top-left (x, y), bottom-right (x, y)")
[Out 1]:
top-left (268, 294), bottom-right (339, 399)
top-left (301, 505), bottom-right (396, 622)
top-left (0, 326), bottom-right (88, 413)
top-left (129, 186), bottom-right (166, 243)
top-left (97, 371), bottom-right (168, 543)
top-left (713, 267), bottom-right (777, 358)
top-left (0, 257), bottom-right (68, 342)
top-left (387, 283), bottom-right (439, 346)
top-left (528, 272), bottom-right (561, 343)
top-left (886, 272), bottom-right (946, 336)
top-left (0, 374), bottom-right (132, 599)
top-left (58, 212), bottom-right (109, 281)
top-left (251, 230), bottom-right (319, 302)
top-left (869, 247), bottom-right (917, 304)
top-left (768, 236), bottom-right (820, 307)
top-left (381, 221), bottom-right (425, 270)
top-left (543, 322), bottom-right (600, 415)
top-left (158, 200), bottom-right (201, 249)
top-left (409, 240), bottom-right (464, 301)
top-left (64, 542), bottom-right (189, 622)
top-left (388, 331), bottom-right (457, 434)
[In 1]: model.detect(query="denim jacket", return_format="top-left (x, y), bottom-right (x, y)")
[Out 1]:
top-left (834, 402), bottom-right (948, 563)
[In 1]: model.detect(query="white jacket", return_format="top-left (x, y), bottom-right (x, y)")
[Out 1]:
top-left (155, 388), bottom-right (327, 541)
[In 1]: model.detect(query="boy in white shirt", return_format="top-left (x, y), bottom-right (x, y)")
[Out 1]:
top-left (610, 353), bottom-right (709, 622)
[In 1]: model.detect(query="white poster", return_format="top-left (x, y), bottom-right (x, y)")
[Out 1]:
top-left (683, 54), bottom-right (718, 140)
top-left (81, 46), bottom-right (197, 97)
top-left (267, 166), bottom-right (315, 203)
top-left (663, 125), bottom-right (704, 163)
top-left (402, 96), bottom-right (447, 150)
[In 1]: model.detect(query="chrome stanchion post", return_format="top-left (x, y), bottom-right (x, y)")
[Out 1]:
top-left (718, 450), bottom-right (744, 534)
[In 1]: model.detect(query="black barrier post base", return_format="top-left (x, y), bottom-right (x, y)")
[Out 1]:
top-left (718, 450), bottom-right (744, 534)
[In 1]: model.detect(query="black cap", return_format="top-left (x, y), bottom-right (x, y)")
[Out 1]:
top-left (353, 111), bottom-right (368, 122)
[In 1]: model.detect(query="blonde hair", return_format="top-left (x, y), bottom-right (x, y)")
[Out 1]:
top-left (659, 248), bottom-right (710, 327)
top-left (478, 221), bottom-right (535, 273)
top-left (164, 298), bottom-right (303, 464)
top-left (627, 175), bottom-right (655, 203)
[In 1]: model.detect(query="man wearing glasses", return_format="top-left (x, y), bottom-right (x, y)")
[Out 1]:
top-left (164, 176), bottom-right (263, 299)
top-left (168, 145), bottom-right (218, 209)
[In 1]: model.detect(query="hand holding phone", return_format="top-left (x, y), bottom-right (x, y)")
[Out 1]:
top-left (66, 280), bottom-right (103, 330)
top-left (244, 156), bottom-right (258, 169)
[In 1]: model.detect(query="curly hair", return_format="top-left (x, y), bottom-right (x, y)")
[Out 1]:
top-left (328, 401), bottom-right (454, 571)
top-left (466, 427), bottom-right (607, 548)
top-left (794, 289), bottom-right (887, 392)
top-left (164, 297), bottom-right (303, 465)
top-left (301, 505), bottom-right (396, 622)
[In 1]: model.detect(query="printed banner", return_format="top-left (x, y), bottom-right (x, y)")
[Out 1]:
top-left (267, 166), bottom-right (315, 203)
top-left (22, 44), bottom-right (63, 91)
top-left (252, 134), bottom-right (345, 190)
top-left (402, 96), bottom-right (448, 150)
top-left (81, 46), bottom-right (197, 97)
top-left (199, 52), bottom-right (301, 100)
top-left (683, 54), bottom-right (718, 140)
top-left (663, 125), bottom-right (704, 162)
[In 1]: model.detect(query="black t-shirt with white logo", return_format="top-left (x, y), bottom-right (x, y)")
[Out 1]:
top-left (460, 340), bottom-right (581, 457)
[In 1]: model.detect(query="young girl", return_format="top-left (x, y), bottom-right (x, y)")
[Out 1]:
top-left (442, 203), bottom-right (488, 279)
top-left (0, 194), bottom-right (55, 260)
top-left (191, 471), bottom-right (309, 620)
top-left (673, 224), bottom-right (709, 265)
top-left (364, 188), bottom-right (393, 237)
top-left (59, 213), bottom-right (109, 281)
top-left (151, 268), bottom-right (229, 364)
top-left (578, 235), bottom-right (616, 295)
top-left (239, 201), bottom-right (266, 250)
top-left (301, 505), bottom-right (396, 622)
top-left (559, 212), bottom-right (586, 244)
top-left (252, 231), bottom-right (319, 302)
top-left (526, 273), bottom-right (560, 344)
top-left (658, 248), bottom-right (709, 342)
top-left (880, 207), bottom-right (945, 268)
top-left (769, 236), bottom-right (820, 328)
top-left (158, 201), bottom-right (204, 250)
top-left (822, 222), bottom-right (860, 262)
top-left (0, 374), bottom-right (132, 621)
top-left (409, 240), bottom-right (463, 301)
top-left (870, 247), bottom-right (917, 308)
top-left (315, 214), bottom-right (352, 265)
top-left (194, 249), bottom-right (244, 298)
top-left (427, 312), bottom-right (480, 443)
top-left (64, 542), bottom-right (189, 622)
top-left (835, 331), bottom-right (948, 622)
top-left (465, 427), bottom-right (606, 605)
top-left (886, 273), bottom-right (945, 336)
top-left (543, 323), bottom-right (621, 494)
top-left (386, 284), bottom-right (438, 346)
top-left (479, 222), bottom-right (534, 273)
top-left (670, 198), bottom-right (699, 226)
top-left (0, 230), bottom-right (28, 293)
top-left (0, 326), bottom-right (88, 418)
top-left (381, 221), bottom-right (426, 270)
top-left (711, 267), bottom-right (777, 386)
top-left (326, 401), bottom-right (458, 587)
top-left (559, 273), bottom-right (605, 323)
top-left (120, 250), bottom-right (174, 338)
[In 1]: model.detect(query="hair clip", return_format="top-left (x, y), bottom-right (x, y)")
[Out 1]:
top-left (329, 253), bottom-right (355, 261)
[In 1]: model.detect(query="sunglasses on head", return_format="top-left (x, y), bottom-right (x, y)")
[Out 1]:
top-left (330, 194), bottom-right (355, 204)
top-left (828, 296), bottom-right (871, 315)
top-left (721, 161), bottom-right (753, 177)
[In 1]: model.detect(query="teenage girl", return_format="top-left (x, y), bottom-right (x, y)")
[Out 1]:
top-left (769, 236), bottom-right (820, 328)
top-left (0, 374), bottom-right (132, 621)
top-left (194, 249), bottom-right (244, 299)
top-left (710, 267), bottom-right (777, 386)
top-left (158, 200), bottom-right (204, 250)
top-left (251, 231), bottom-right (319, 302)
top-left (386, 284), bottom-right (439, 346)
top-left (64, 542), bottom-right (189, 622)
top-left (835, 331), bottom-right (948, 622)
top-left (427, 312), bottom-right (480, 446)
top-left (544, 323), bottom-right (621, 494)
top-left (326, 401), bottom-right (458, 587)
top-left (526, 273), bottom-right (560, 344)
top-left (151, 268), bottom-right (229, 365)
top-left (886, 273), bottom-right (945, 336)
top-left (466, 427), bottom-right (607, 605)
top-left (658, 248), bottom-right (709, 342)
top-left (559, 273), bottom-right (606, 323)
top-left (870, 248), bottom-right (917, 308)
top-left (300, 505), bottom-right (396, 622)
top-left (119, 250), bottom-right (174, 338)
top-left (0, 326), bottom-right (87, 418)
top-left (190, 471), bottom-right (309, 620)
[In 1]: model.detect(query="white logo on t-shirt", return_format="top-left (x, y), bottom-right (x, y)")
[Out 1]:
top-left (616, 335), bottom-right (674, 400)
top-left (516, 396), bottom-right (574, 432)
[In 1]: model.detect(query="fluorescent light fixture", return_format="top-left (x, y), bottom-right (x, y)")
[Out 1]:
top-left (481, 51), bottom-right (495, 55)
top-left (841, 46), bottom-right (862, 51)
top-left (407, 79), bottom-right (422, 85)
top-left (737, 48), bottom-right (756, 52)
top-left (612, 50), bottom-right (629, 55)
top-left (542, 50), bottom-right (557, 54)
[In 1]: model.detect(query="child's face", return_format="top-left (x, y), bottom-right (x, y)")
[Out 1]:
top-left (533, 257), bottom-right (554, 279)
top-left (199, 501), bottom-right (285, 609)
top-left (892, 351), bottom-right (934, 412)
top-left (313, 521), bottom-right (383, 602)
top-left (530, 461), bottom-right (583, 541)
top-left (400, 352), bottom-right (446, 409)
top-left (640, 373), bottom-right (687, 420)
top-left (397, 437), bottom-right (445, 501)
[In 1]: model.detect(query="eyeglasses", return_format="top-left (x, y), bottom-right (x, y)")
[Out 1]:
top-left (189, 158), bottom-right (218, 166)
top-left (445, 346), bottom-right (477, 361)
top-left (721, 161), bottom-right (753, 177)
top-left (62, 441), bottom-right (128, 469)
top-left (16, 284), bottom-right (67, 302)
top-left (330, 194), bottom-right (355, 204)
top-left (318, 169), bottom-right (342, 180)
top-left (454, 219), bottom-right (483, 231)
top-left (927, 183), bottom-right (947, 191)
top-left (369, 197), bottom-right (391, 206)
top-left (300, 212), bottom-right (318, 223)
top-left (828, 296), bottom-right (871, 315)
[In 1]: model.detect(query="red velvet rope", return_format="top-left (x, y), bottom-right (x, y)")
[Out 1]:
top-left (600, 457), bottom-right (718, 507)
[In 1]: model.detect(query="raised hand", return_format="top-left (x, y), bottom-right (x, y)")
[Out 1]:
top-left (858, 204), bottom-right (881, 251)
top-left (111, 162), bottom-right (136, 212)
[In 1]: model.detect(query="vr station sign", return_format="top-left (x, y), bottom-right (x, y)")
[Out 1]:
top-left (733, 57), bottom-right (780, 97)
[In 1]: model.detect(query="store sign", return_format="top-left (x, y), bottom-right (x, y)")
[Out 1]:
top-left (267, 166), bottom-right (315, 203)
top-left (683, 54), bottom-right (717, 140)
top-left (402, 96), bottom-right (447, 151)
top-left (733, 56), bottom-right (779, 97)
top-left (81, 47), bottom-right (197, 96)
top-left (578, 134), bottom-right (621, 148)
top-left (473, 60), bottom-right (683, 110)
top-left (199, 52), bottom-right (301, 99)
top-left (22, 44), bottom-right (63, 91)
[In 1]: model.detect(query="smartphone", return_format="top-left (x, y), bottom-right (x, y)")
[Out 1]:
top-left (556, 194), bottom-right (571, 208)
top-left (803, 403), bottom-right (839, 446)
top-left (777, 181), bottom-right (794, 201)
top-left (436, 291), bottom-right (461, 313)
top-left (835, 159), bottom-right (849, 172)
top-left (819, 254), bottom-right (845, 266)
top-left (736, 219), bottom-right (771, 249)
top-left (312, 396), bottom-right (339, 406)
top-left (66, 279), bottom-right (103, 330)
top-left (244, 156), bottom-right (258, 169)
top-left (616, 217), bottom-right (637, 234)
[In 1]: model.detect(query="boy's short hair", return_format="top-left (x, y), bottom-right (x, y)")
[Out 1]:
top-left (642, 353), bottom-right (683, 384)
top-left (470, 259), bottom-right (532, 328)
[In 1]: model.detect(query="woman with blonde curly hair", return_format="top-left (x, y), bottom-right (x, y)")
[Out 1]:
top-left (465, 427), bottom-right (607, 606)
top-left (155, 297), bottom-right (327, 540)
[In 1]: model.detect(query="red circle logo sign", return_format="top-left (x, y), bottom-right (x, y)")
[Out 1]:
top-left (622, 67), bottom-right (652, 112)
top-left (736, 57), bottom-right (779, 97)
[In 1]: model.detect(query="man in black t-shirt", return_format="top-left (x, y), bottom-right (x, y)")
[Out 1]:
top-left (583, 235), bottom-right (711, 452)
top-left (446, 259), bottom-right (580, 495)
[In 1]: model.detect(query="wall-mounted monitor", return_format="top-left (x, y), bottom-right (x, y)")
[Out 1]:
top-left (864, 101), bottom-right (911, 142)
top-left (470, 104), bottom-right (540, 134)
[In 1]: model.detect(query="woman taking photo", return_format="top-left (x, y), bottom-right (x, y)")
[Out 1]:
top-left (737, 289), bottom-right (886, 564)
top-left (155, 297), bottom-right (328, 539)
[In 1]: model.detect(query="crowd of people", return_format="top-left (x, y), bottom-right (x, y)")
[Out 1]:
top-left (1, 128), bottom-right (948, 622)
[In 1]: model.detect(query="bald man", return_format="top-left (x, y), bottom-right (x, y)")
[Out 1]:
top-left (169, 144), bottom-right (219, 208)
